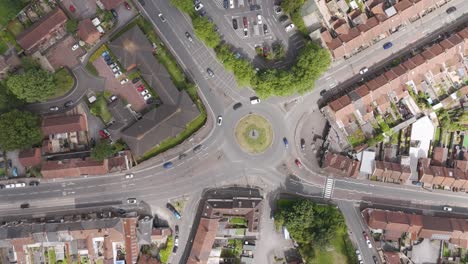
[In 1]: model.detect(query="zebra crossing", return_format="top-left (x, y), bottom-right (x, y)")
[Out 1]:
top-left (323, 178), bottom-right (335, 199)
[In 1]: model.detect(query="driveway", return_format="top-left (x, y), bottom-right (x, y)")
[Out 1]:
top-left (45, 35), bottom-right (85, 70)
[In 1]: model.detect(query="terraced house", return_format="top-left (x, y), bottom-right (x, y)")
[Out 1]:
top-left (322, 27), bottom-right (468, 145)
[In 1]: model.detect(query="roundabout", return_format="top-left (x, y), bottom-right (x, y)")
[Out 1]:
top-left (234, 114), bottom-right (273, 154)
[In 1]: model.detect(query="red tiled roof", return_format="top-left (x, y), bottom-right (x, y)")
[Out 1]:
top-left (457, 28), bottom-right (468, 39)
top-left (394, 0), bottom-right (412, 11)
top-left (355, 85), bottom-right (370, 97)
top-left (329, 95), bottom-right (351, 112)
top-left (42, 115), bottom-right (87, 135)
top-left (18, 148), bottom-right (41, 167)
top-left (77, 19), bottom-right (100, 44)
top-left (188, 218), bottom-right (219, 264)
top-left (41, 158), bottom-right (108, 179)
top-left (17, 8), bottom-right (67, 52)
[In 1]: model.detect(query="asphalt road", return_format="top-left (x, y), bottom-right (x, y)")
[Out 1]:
top-left (4, 0), bottom-right (468, 263)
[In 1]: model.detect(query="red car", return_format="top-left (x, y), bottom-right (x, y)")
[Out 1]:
top-left (69, 5), bottom-right (76, 12)
top-left (136, 85), bottom-right (145, 92)
top-left (295, 159), bottom-right (303, 168)
top-left (99, 129), bottom-right (110, 139)
top-left (124, 1), bottom-right (131, 10)
top-left (243, 17), bottom-right (248, 28)
top-left (363, 231), bottom-right (369, 240)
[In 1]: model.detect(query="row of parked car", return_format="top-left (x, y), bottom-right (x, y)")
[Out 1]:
top-left (0, 181), bottom-right (40, 189)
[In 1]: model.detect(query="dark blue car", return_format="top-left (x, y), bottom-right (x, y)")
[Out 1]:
top-left (163, 161), bottom-right (173, 169)
top-left (383, 42), bottom-right (393, 50)
top-left (283, 137), bottom-right (289, 148)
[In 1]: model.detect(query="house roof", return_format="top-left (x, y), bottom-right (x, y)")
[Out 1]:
top-left (77, 19), bottom-right (100, 44)
top-left (17, 8), bottom-right (68, 52)
top-left (329, 95), bottom-right (351, 112)
top-left (432, 147), bottom-right (448, 166)
top-left (187, 218), bottom-right (219, 264)
top-left (323, 152), bottom-right (360, 178)
top-left (18, 148), bottom-right (41, 167)
top-left (42, 114), bottom-right (87, 135)
top-left (41, 158), bottom-right (108, 179)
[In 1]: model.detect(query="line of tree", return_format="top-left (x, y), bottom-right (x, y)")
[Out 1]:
top-left (170, 0), bottom-right (331, 98)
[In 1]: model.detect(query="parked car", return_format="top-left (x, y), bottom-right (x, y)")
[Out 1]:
top-left (217, 116), bottom-right (223, 126)
top-left (125, 173), bottom-right (134, 179)
top-left (185, 32), bottom-right (193, 42)
top-left (446, 6), bottom-right (456, 14)
top-left (194, 3), bottom-right (204, 11)
top-left (49, 106), bottom-right (59, 111)
top-left (109, 95), bottom-right (118, 102)
top-left (99, 129), bottom-right (111, 139)
top-left (294, 159), bottom-right (303, 168)
top-left (111, 9), bottom-right (118, 18)
top-left (178, 153), bottom-right (187, 160)
top-left (207, 68), bottom-right (215, 77)
top-left (64, 100), bottom-right (74, 108)
top-left (15, 182), bottom-right (26, 188)
top-left (383, 42), bottom-right (393, 49)
top-left (112, 67), bottom-right (120, 73)
top-left (411, 181), bottom-right (422, 186)
top-left (20, 203), bottom-right (30, 209)
top-left (175, 225), bottom-right (179, 235)
top-left (140, 89), bottom-right (149, 96)
top-left (172, 245), bottom-right (178, 253)
top-left (120, 78), bottom-right (128, 84)
top-left (232, 19), bottom-right (238, 30)
top-left (174, 236), bottom-right (179, 246)
top-left (243, 17), bottom-right (248, 28)
top-left (0, 184), bottom-right (4, 189)
top-left (137, 85), bottom-right (145, 92)
top-left (283, 137), bottom-right (289, 148)
top-left (143, 94), bottom-right (152, 100)
top-left (114, 71), bottom-right (122, 78)
top-left (263, 24), bottom-right (268, 34)
top-left (166, 203), bottom-right (182, 219)
top-left (163, 162), bottom-right (174, 169)
top-left (127, 198), bottom-right (137, 204)
top-left (243, 28), bottom-right (248, 37)
top-left (29, 181), bottom-right (40, 186)
top-left (124, 1), bottom-right (131, 10)
top-left (320, 89), bottom-right (327, 96)
top-left (443, 206), bottom-right (453, 212)
top-left (233, 102), bottom-right (242, 110)
top-left (279, 15), bottom-right (288, 23)
top-left (274, 6), bottom-right (282, 14)
top-left (250, 96), bottom-right (260, 104)
top-left (223, 0), bottom-right (229, 9)
top-left (373, 255), bottom-right (379, 264)
top-left (71, 43), bottom-right (79, 51)
top-left (257, 14), bottom-right (263, 24)
top-left (359, 67), bottom-right (368, 75)
top-left (158, 13), bottom-right (166, 22)
top-left (132, 77), bottom-right (141, 84)
top-left (300, 138), bottom-right (305, 150)
top-left (285, 23), bottom-right (295, 32)
top-left (12, 167), bottom-right (18, 177)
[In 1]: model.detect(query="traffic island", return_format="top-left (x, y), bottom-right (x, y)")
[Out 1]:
top-left (235, 114), bottom-right (273, 154)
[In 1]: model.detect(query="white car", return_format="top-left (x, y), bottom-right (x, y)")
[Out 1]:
top-left (174, 236), bottom-right (179, 246)
top-left (194, 3), bottom-right (204, 11)
top-left (5, 184), bottom-right (14, 189)
top-left (250, 97), bottom-right (260, 104)
top-left (285, 23), bottom-right (295, 32)
top-left (359, 67), bottom-right (369, 75)
top-left (443, 206), bottom-right (453, 212)
top-left (72, 44), bottom-right (79, 51)
top-left (217, 116), bottom-right (223, 126)
top-left (158, 13), bottom-right (166, 22)
top-left (125, 173), bottom-right (134, 179)
top-left (120, 78), bottom-right (129, 84)
top-left (114, 71), bottom-right (122, 78)
top-left (143, 94), bottom-right (152, 100)
top-left (257, 14), bottom-right (263, 24)
top-left (366, 240), bottom-right (373, 248)
top-left (356, 250), bottom-right (362, 261)
top-left (112, 67), bottom-right (120, 73)
top-left (127, 198), bottom-right (137, 204)
top-left (140, 89), bottom-right (149, 96)
top-left (15, 183), bottom-right (26, 188)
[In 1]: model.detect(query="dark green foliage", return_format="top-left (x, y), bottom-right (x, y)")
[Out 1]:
top-left (66, 19), bottom-right (78, 33)
top-left (281, 0), bottom-right (307, 34)
top-left (0, 110), bottom-right (42, 151)
top-left (6, 68), bottom-right (56, 102)
top-left (169, 0), bottom-right (195, 15)
top-left (0, 0), bottom-right (30, 26)
top-left (192, 16), bottom-right (221, 48)
top-left (91, 140), bottom-right (126, 161)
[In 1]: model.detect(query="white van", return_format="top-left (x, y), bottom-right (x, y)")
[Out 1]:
top-left (229, 0), bottom-right (234, 9)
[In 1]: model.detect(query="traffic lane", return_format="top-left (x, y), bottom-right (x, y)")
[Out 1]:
top-left (338, 201), bottom-right (379, 264)
top-left (333, 179), bottom-right (468, 207)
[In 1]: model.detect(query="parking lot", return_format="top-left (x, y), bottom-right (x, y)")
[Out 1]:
top-left (199, 0), bottom-right (305, 69)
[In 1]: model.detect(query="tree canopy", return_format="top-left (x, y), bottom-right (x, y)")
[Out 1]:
top-left (275, 199), bottom-right (345, 261)
top-left (91, 140), bottom-right (126, 161)
top-left (0, 110), bottom-right (42, 151)
top-left (437, 108), bottom-right (468, 132)
top-left (170, 0), bottom-right (194, 14)
top-left (192, 16), bottom-right (221, 48)
top-left (6, 68), bottom-right (56, 102)
top-left (66, 19), bottom-right (78, 33)
top-left (0, 83), bottom-right (23, 113)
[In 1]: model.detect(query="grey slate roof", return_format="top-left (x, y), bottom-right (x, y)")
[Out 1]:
top-left (109, 26), bottom-right (200, 157)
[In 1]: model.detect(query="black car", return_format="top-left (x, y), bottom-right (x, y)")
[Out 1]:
top-left (0, 184), bottom-right (4, 189)
top-left (199, 9), bottom-right (206, 16)
top-left (250, 4), bottom-right (260, 11)
top-left (193, 144), bottom-right (203, 153)
top-left (300, 138), bottom-right (305, 150)
top-left (172, 246), bottom-right (178, 253)
top-left (175, 225), bottom-right (179, 235)
top-left (132, 77), bottom-right (141, 84)
top-left (279, 15), bottom-right (288, 23)
top-left (446, 6), bottom-right (456, 14)
top-left (373, 255), bottom-right (379, 264)
top-left (233, 102), bottom-right (242, 110)
top-left (223, 0), bottom-right (228, 8)
top-left (110, 9), bottom-right (118, 19)
top-left (64, 100), bottom-right (74, 108)
top-left (263, 24), bottom-right (268, 34)
top-left (138, 0), bottom-right (145, 5)
top-left (232, 19), bottom-right (238, 30)
top-left (20, 203), bottom-right (30, 209)
top-left (207, 68), bottom-right (215, 77)
top-left (319, 89), bottom-right (326, 96)
top-left (178, 153), bottom-right (187, 160)
top-left (29, 181), bottom-right (40, 186)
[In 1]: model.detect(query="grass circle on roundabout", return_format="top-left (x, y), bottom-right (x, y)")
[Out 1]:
top-left (234, 114), bottom-right (273, 154)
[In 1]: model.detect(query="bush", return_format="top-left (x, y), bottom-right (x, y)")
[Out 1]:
top-left (192, 16), bottom-right (221, 48)
top-left (66, 19), bottom-right (78, 33)
top-left (159, 236), bottom-right (173, 263)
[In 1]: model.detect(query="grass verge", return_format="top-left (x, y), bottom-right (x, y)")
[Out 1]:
top-left (235, 114), bottom-right (273, 154)
top-left (89, 93), bottom-right (112, 124)
top-left (159, 235), bottom-right (173, 263)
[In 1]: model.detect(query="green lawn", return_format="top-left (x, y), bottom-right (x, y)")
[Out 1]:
top-left (89, 93), bottom-right (113, 124)
top-left (48, 249), bottom-right (56, 264)
top-left (159, 235), bottom-right (173, 263)
top-left (49, 68), bottom-right (75, 99)
top-left (7, 19), bottom-right (24, 36)
top-left (235, 114), bottom-right (273, 154)
top-left (230, 217), bottom-right (247, 225)
top-left (85, 62), bottom-right (98, 76)
top-left (0, 0), bottom-right (29, 26)
top-left (310, 226), bottom-right (356, 264)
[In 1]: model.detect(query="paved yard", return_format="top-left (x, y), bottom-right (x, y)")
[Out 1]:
top-left (411, 239), bottom-right (440, 264)
top-left (93, 57), bottom-right (147, 112)
top-left (45, 35), bottom-right (85, 70)
top-left (60, 0), bottom-right (97, 19)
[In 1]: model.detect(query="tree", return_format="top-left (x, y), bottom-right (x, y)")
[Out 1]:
top-left (6, 69), bottom-right (56, 102)
top-left (66, 19), bottom-right (78, 33)
top-left (91, 140), bottom-right (126, 161)
top-left (272, 41), bottom-right (286, 59)
top-left (193, 16), bottom-right (221, 48)
top-left (0, 110), bottom-right (42, 151)
top-left (170, 0), bottom-right (194, 14)
top-left (0, 83), bottom-right (23, 113)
